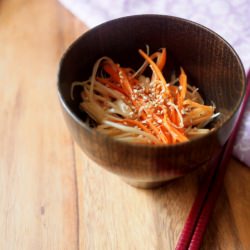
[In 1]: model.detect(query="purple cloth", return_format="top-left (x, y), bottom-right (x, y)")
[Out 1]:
top-left (59, 0), bottom-right (250, 166)
top-left (234, 71), bottom-right (250, 166)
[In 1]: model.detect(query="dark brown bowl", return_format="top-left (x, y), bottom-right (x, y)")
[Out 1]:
top-left (58, 15), bottom-right (246, 188)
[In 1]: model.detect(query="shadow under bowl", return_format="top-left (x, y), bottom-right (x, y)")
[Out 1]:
top-left (58, 15), bottom-right (246, 188)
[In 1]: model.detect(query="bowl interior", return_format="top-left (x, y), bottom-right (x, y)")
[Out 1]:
top-left (58, 15), bottom-right (245, 132)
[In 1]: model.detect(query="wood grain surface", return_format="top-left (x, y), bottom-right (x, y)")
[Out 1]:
top-left (0, 1), bottom-right (249, 249)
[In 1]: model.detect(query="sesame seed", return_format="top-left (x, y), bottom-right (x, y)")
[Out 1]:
top-left (119, 72), bottom-right (123, 79)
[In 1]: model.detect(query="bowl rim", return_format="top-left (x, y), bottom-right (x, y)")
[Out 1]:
top-left (57, 14), bottom-right (246, 149)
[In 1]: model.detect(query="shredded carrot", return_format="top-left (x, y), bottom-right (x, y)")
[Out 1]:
top-left (72, 47), bottom-right (218, 145)
top-left (119, 68), bottom-right (133, 96)
top-left (103, 62), bottom-right (120, 82)
top-left (138, 49), bottom-right (170, 96)
top-left (156, 48), bottom-right (167, 70)
top-left (96, 77), bottom-right (127, 96)
top-left (178, 67), bottom-right (187, 110)
top-left (165, 120), bottom-right (188, 142)
top-left (122, 118), bottom-right (152, 134)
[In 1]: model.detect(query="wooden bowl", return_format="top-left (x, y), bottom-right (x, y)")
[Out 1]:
top-left (58, 15), bottom-right (246, 188)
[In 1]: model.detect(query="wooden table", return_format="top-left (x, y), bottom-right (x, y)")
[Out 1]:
top-left (0, 1), bottom-right (249, 249)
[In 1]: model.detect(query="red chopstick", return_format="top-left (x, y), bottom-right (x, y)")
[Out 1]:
top-left (176, 70), bottom-right (250, 250)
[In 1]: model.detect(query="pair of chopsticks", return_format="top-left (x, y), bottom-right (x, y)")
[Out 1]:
top-left (176, 71), bottom-right (250, 250)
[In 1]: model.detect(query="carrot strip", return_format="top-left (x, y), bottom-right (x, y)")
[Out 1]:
top-left (158, 126), bottom-right (169, 144)
top-left (122, 118), bottom-right (152, 134)
top-left (103, 61), bottom-right (133, 96)
top-left (163, 114), bottom-right (188, 142)
top-left (156, 48), bottom-right (167, 71)
top-left (103, 63), bottom-right (120, 82)
top-left (135, 51), bottom-right (162, 76)
top-left (119, 68), bottom-right (133, 96)
top-left (141, 48), bottom-right (166, 71)
top-left (138, 49), bottom-right (170, 96)
top-left (160, 125), bottom-right (172, 144)
top-left (139, 113), bottom-right (165, 143)
top-left (167, 106), bottom-right (178, 125)
top-left (96, 77), bottom-right (127, 96)
top-left (165, 121), bottom-right (188, 142)
top-left (151, 113), bottom-right (172, 143)
top-left (178, 67), bottom-right (188, 110)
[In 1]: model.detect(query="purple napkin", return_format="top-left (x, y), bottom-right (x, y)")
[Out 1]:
top-left (59, 0), bottom-right (250, 166)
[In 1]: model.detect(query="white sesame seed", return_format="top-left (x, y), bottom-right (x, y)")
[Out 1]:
top-left (119, 72), bottom-right (123, 78)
